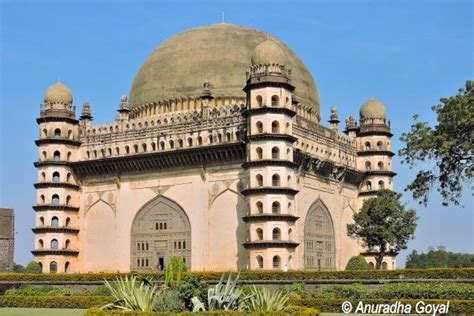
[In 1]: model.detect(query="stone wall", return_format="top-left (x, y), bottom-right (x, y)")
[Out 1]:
top-left (0, 208), bottom-right (14, 272)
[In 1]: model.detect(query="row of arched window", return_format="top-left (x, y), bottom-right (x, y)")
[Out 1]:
top-left (40, 150), bottom-right (72, 161)
top-left (38, 238), bottom-right (71, 250)
top-left (255, 174), bottom-right (292, 187)
top-left (40, 171), bottom-right (73, 183)
top-left (39, 194), bottom-right (72, 206)
top-left (363, 141), bottom-right (389, 151)
top-left (255, 227), bottom-right (292, 241)
top-left (42, 128), bottom-right (73, 140)
top-left (296, 141), bottom-right (355, 164)
top-left (255, 94), bottom-right (290, 107)
top-left (254, 120), bottom-right (290, 134)
top-left (85, 131), bottom-right (239, 159)
top-left (254, 146), bottom-right (290, 160)
top-left (365, 161), bottom-right (386, 171)
top-left (37, 261), bottom-right (70, 273)
top-left (256, 255), bottom-right (287, 269)
top-left (366, 180), bottom-right (386, 191)
top-left (254, 201), bottom-right (292, 214)
top-left (38, 216), bottom-right (71, 228)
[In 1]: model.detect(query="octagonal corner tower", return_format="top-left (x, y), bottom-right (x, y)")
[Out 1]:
top-left (128, 23), bottom-right (320, 116)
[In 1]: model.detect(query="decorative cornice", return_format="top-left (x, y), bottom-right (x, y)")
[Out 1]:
top-left (247, 134), bottom-right (297, 143)
top-left (37, 117), bottom-right (79, 125)
top-left (242, 160), bottom-right (298, 169)
top-left (32, 227), bottom-right (79, 234)
top-left (240, 187), bottom-right (299, 196)
top-left (34, 160), bottom-right (71, 168)
top-left (71, 142), bottom-right (246, 180)
top-left (243, 240), bottom-right (299, 249)
top-left (35, 138), bottom-right (81, 146)
top-left (242, 213), bottom-right (299, 223)
top-left (32, 205), bottom-right (79, 212)
top-left (357, 150), bottom-right (395, 157)
top-left (364, 170), bottom-right (397, 177)
top-left (31, 249), bottom-right (79, 256)
top-left (242, 107), bottom-right (297, 118)
top-left (360, 250), bottom-right (398, 256)
top-left (34, 182), bottom-right (79, 190)
top-left (358, 190), bottom-right (380, 197)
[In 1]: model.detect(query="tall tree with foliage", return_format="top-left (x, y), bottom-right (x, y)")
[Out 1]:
top-left (399, 80), bottom-right (473, 206)
top-left (406, 246), bottom-right (474, 268)
top-left (347, 190), bottom-right (418, 269)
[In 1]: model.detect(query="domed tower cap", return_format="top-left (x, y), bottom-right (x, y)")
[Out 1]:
top-left (359, 98), bottom-right (386, 119)
top-left (44, 82), bottom-right (73, 105)
top-left (251, 40), bottom-right (287, 65)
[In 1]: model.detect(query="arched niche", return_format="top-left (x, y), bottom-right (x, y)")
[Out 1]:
top-left (304, 199), bottom-right (336, 270)
top-left (130, 195), bottom-right (191, 271)
top-left (83, 200), bottom-right (116, 272)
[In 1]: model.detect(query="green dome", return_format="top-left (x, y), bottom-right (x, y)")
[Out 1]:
top-left (251, 40), bottom-right (287, 65)
top-left (129, 23), bottom-right (319, 114)
top-left (44, 82), bottom-right (73, 104)
top-left (359, 99), bottom-right (386, 119)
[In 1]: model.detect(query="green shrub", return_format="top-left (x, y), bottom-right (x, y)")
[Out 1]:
top-left (13, 263), bottom-right (25, 273)
top-left (24, 261), bottom-right (42, 274)
top-left (4, 285), bottom-right (60, 296)
top-left (372, 282), bottom-right (474, 300)
top-left (278, 282), bottom-right (308, 299)
top-left (0, 295), bottom-right (111, 308)
top-left (154, 289), bottom-right (186, 312)
top-left (345, 255), bottom-right (370, 270)
top-left (176, 275), bottom-right (207, 310)
top-left (84, 307), bottom-right (321, 315)
top-left (243, 286), bottom-right (290, 312)
top-left (317, 283), bottom-right (368, 299)
top-left (164, 257), bottom-right (186, 289)
top-left (103, 275), bottom-right (158, 312)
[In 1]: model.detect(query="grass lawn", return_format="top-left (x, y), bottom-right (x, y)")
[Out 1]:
top-left (0, 308), bottom-right (85, 316)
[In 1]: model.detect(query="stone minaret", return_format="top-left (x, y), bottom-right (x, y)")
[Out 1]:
top-left (33, 82), bottom-right (80, 273)
top-left (242, 41), bottom-right (299, 270)
top-left (356, 99), bottom-right (395, 197)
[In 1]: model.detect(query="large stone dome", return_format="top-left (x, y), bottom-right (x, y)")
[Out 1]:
top-left (129, 23), bottom-right (319, 114)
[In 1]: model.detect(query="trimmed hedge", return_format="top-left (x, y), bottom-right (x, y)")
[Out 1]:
top-left (83, 307), bottom-right (321, 316)
top-left (345, 256), bottom-right (370, 270)
top-left (290, 298), bottom-right (474, 315)
top-left (373, 282), bottom-right (474, 300)
top-left (0, 268), bottom-right (472, 282)
top-left (0, 295), bottom-right (112, 309)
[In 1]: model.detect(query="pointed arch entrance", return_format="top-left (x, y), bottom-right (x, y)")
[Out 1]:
top-left (304, 199), bottom-right (336, 270)
top-left (131, 196), bottom-right (191, 271)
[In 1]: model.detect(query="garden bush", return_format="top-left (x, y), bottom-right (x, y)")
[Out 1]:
top-left (0, 268), bottom-right (472, 282)
top-left (4, 284), bottom-right (111, 296)
top-left (345, 256), bottom-right (370, 270)
top-left (154, 289), bottom-right (186, 312)
top-left (372, 282), bottom-right (474, 300)
top-left (0, 295), bottom-right (112, 308)
top-left (24, 261), bottom-right (42, 274)
top-left (84, 307), bottom-right (321, 315)
top-left (317, 283), bottom-right (368, 300)
top-left (176, 275), bottom-right (207, 310)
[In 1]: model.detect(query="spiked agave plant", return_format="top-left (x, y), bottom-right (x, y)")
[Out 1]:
top-left (192, 273), bottom-right (253, 311)
top-left (102, 275), bottom-right (157, 312)
top-left (244, 286), bottom-right (290, 312)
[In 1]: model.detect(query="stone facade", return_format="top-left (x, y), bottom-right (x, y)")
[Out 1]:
top-left (32, 24), bottom-right (396, 273)
top-left (0, 208), bottom-right (14, 272)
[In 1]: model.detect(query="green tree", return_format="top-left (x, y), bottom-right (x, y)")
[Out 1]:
top-left (347, 190), bottom-right (418, 269)
top-left (25, 261), bottom-right (42, 274)
top-left (399, 80), bottom-right (473, 206)
top-left (345, 255), bottom-right (370, 270)
top-left (13, 263), bottom-right (25, 273)
top-left (406, 246), bottom-right (474, 268)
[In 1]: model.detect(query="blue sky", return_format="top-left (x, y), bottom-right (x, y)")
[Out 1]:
top-left (1, 0), bottom-right (472, 266)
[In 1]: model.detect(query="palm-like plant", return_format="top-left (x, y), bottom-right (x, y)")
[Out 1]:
top-left (244, 286), bottom-right (290, 312)
top-left (102, 275), bottom-right (157, 312)
top-left (164, 256), bottom-right (186, 288)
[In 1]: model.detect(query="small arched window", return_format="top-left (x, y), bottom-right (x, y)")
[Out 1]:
top-left (151, 143), bottom-right (156, 151)
top-left (52, 172), bottom-right (60, 182)
top-left (125, 146), bottom-right (130, 154)
top-left (288, 202), bottom-right (293, 213)
top-left (115, 147), bottom-right (120, 155)
top-left (271, 95), bottom-right (279, 107)
top-left (50, 261), bottom-right (58, 273)
top-left (226, 132), bottom-right (231, 142)
top-left (41, 172), bottom-right (46, 181)
top-left (382, 262), bottom-right (388, 270)
top-left (65, 217), bottom-right (70, 227)
top-left (256, 255), bottom-right (264, 269)
top-left (273, 255), bottom-right (281, 269)
top-left (287, 175), bottom-right (291, 186)
top-left (51, 216), bottom-right (59, 228)
top-left (188, 138), bottom-right (193, 147)
top-left (65, 261), bottom-right (70, 273)
top-left (366, 181), bottom-right (372, 191)
top-left (178, 139), bottom-right (184, 148)
top-left (256, 228), bottom-right (263, 240)
top-left (40, 195), bottom-right (45, 204)
top-left (256, 174), bottom-right (263, 187)
top-left (67, 152), bottom-right (72, 161)
top-left (256, 201), bottom-right (263, 214)
top-left (365, 142), bottom-right (371, 151)
top-left (65, 239), bottom-right (70, 249)
top-left (378, 180), bottom-right (385, 189)
top-left (272, 174), bottom-right (280, 187)
top-left (66, 195), bottom-right (71, 205)
top-left (39, 216), bottom-right (44, 226)
top-left (142, 144), bottom-right (147, 152)
top-left (42, 129), bottom-right (48, 138)
top-left (53, 151), bottom-right (61, 161)
top-left (377, 141), bottom-right (383, 150)
top-left (159, 142), bottom-right (165, 150)
top-left (42, 151), bottom-right (47, 160)
top-left (378, 161), bottom-right (384, 170)
top-left (67, 130), bottom-right (72, 139)
top-left (38, 239), bottom-right (44, 249)
top-left (54, 129), bottom-right (61, 139)
top-left (256, 147), bottom-right (263, 160)
top-left (272, 147), bottom-right (280, 159)
top-left (208, 135), bottom-right (213, 144)
top-left (288, 228), bottom-right (293, 239)
top-left (272, 228), bottom-right (281, 240)
top-left (134, 144), bottom-right (139, 153)
top-left (51, 194), bottom-right (60, 205)
top-left (272, 201), bottom-right (280, 214)
top-left (256, 121), bottom-right (263, 133)
top-left (271, 121), bottom-right (279, 133)
top-left (365, 161), bottom-right (372, 171)
top-left (169, 140), bottom-right (174, 149)
top-left (256, 95), bottom-right (263, 107)
top-left (50, 239), bottom-right (59, 250)
top-left (197, 136), bottom-right (203, 145)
